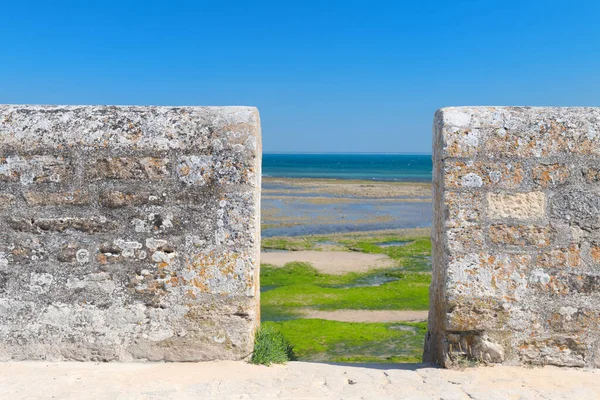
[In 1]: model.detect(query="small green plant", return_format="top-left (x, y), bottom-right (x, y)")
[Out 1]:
top-left (250, 325), bottom-right (297, 365)
top-left (454, 355), bottom-right (481, 369)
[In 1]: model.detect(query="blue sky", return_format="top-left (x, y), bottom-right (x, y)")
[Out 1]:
top-left (1, 1), bottom-right (599, 153)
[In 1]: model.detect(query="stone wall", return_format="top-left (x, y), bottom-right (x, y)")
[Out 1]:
top-left (0, 105), bottom-right (261, 361)
top-left (424, 107), bottom-right (600, 368)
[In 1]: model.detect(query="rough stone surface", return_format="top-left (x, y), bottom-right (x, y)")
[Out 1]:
top-left (0, 105), bottom-right (261, 361)
top-left (425, 107), bottom-right (600, 368)
top-left (24, 190), bottom-right (91, 206)
top-left (486, 191), bottom-right (545, 220)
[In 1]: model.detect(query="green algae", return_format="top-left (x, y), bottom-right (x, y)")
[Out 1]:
top-left (262, 319), bottom-right (427, 363)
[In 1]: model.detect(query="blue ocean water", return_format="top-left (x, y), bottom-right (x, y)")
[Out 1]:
top-left (262, 153), bottom-right (432, 182)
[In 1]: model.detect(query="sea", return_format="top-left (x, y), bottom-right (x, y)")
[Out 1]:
top-left (262, 153), bottom-right (432, 181)
top-left (261, 153), bottom-right (433, 237)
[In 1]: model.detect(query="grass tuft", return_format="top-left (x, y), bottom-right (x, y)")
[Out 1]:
top-left (250, 325), bottom-right (298, 366)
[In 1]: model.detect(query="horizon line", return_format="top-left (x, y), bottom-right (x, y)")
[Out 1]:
top-left (263, 152), bottom-right (432, 155)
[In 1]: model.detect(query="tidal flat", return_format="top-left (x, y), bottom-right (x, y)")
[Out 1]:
top-left (260, 177), bottom-right (433, 363)
top-left (261, 177), bottom-right (432, 237)
top-left (260, 229), bottom-right (431, 363)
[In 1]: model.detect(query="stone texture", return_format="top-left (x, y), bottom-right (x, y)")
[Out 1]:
top-left (550, 188), bottom-right (600, 229)
top-left (425, 107), bottom-right (600, 368)
top-left (444, 161), bottom-right (524, 189)
top-left (532, 164), bottom-right (570, 187)
top-left (0, 105), bottom-right (261, 362)
top-left (486, 192), bottom-right (545, 220)
top-left (0, 194), bottom-right (15, 208)
top-left (537, 244), bottom-right (582, 268)
top-left (0, 156), bottom-right (72, 184)
top-left (8, 216), bottom-right (117, 234)
top-left (24, 191), bottom-right (91, 206)
top-left (582, 167), bottom-right (600, 183)
top-left (89, 157), bottom-right (170, 180)
top-left (488, 224), bottom-right (553, 247)
top-left (99, 190), bottom-right (164, 208)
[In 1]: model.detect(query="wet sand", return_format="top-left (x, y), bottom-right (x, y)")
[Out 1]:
top-left (261, 177), bottom-right (432, 237)
top-left (261, 250), bottom-right (394, 274)
top-left (263, 177), bottom-right (432, 198)
top-left (260, 178), bottom-right (431, 326)
top-left (300, 309), bottom-right (429, 323)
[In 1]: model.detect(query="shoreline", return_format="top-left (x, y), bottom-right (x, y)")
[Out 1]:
top-left (262, 227), bottom-right (431, 241)
top-left (263, 176), bottom-right (432, 185)
top-left (262, 176), bottom-right (432, 199)
top-left (263, 176), bottom-right (431, 183)
top-left (261, 177), bottom-right (432, 237)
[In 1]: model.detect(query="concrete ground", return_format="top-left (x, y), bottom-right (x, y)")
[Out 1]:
top-left (1, 361), bottom-right (599, 400)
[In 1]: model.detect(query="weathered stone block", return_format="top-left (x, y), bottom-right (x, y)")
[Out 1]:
top-left (0, 156), bottom-right (72, 184)
top-left (24, 191), bottom-right (91, 206)
top-left (489, 224), bottom-right (553, 247)
top-left (444, 161), bottom-right (524, 189)
top-left (0, 105), bottom-right (261, 362)
top-left (445, 191), bottom-right (483, 224)
top-left (446, 298), bottom-right (509, 332)
top-left (486, 192), bottom-right (545, 220)
top-left (440, 127), bottom-right (484, 158)
top-left (591, 244), bottom-right (600, 263)
top-left (56, 243), bottom-right (82, 263)
top-left (536, 244), bottom-right (581, 268)
top-left (532, 164), bottom-right (570, 187)
top-left (425, 107), bottom-right (600, 368)
top-left (446, 253), bottom-right (530, 303)
top-left (550, 188), bottom-right (600, 229)
top-left (89, 157), bottom-right (169, 180)
top-left (0, 194), bottom-right (15, 208)
top-left (546, 305), bottom-right (600, 333)
top-left (9, 216), bottom-right (116, 234)
top-left (445, 223), bottom-right (485, 254)
top-left (582, 167), bottom-right (600, 183)
top-left (476, 107), bottom-right (600, 158)
top-left (99, 190), bottom-right (165, 208)
top-left (176, 154), bottom-right (257, 187)
top-left (518, 337), bottom-right (587, 367)
top-left (0, 237), bottom-right (50, 265)
top-left (445, 332), bottom-right (506, 364)
top-left (0, 105), bottom-right (260, 155)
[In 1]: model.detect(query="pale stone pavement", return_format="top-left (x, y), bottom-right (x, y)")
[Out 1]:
top-left (1, 361), bottom-right (599, 399)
